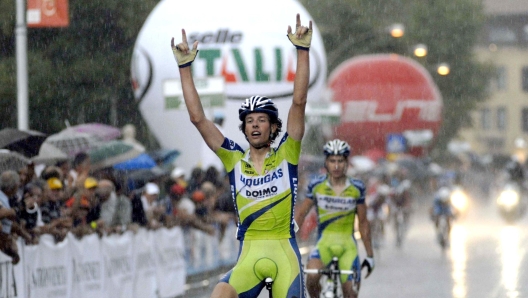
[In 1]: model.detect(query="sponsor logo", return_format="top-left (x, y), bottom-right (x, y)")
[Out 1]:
top-left (293, 177), bottom-right (298, 197)
top-left (73, 261), bottom-right (101, 282)
top-left (105, 257), bottom-right (132, 278)
top-left (246, 186), bottom-right (278, 198)
top-left (320, 197), bottom-right (354, 204)
top-left (32, 266), bottom-right (67, 288)
top-left (318, 195), bottom-right (356, 211)
top-left (131, 28), bottom-right (324, 102)
top-left (239, 169), bottom-right (283, 187)
top-left (342, 100), bottom-right (441, 123)
top-left (188, 29), bottom-right (243, 45)
top-left (42, 0), bottom-right (57, 16)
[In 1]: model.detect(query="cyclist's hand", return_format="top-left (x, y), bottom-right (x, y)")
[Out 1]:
top-left (287, 13), bottom-right (312, 51)
top-left (171, 29), bottom-right (199, 68)
top-left (361, 257), bottom-right (375, 278)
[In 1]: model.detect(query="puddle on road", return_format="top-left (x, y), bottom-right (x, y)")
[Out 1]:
top-left (450, 225), bottom-right (468, 298)
top-left (449, 221), bottom-right (525, 298)
top-left (500, 226), bottom-right (523, 298)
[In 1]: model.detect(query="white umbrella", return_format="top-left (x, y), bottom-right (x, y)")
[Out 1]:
top-left (32, 143), bottom-right (69, 165)
top-left (61, 123), bottom-right (122, 142)
top-left (44, 131), bottom-right (101, 157)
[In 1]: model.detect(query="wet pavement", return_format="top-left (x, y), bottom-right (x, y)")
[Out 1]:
top-left (188, 201), bottom-right (528, 298)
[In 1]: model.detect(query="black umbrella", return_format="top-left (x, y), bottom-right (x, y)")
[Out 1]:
top-left (0, 128), bottom-right (47, 158)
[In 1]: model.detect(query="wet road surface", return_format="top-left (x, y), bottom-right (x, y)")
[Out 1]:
top-left (188, 201), bottom-right (528, 298)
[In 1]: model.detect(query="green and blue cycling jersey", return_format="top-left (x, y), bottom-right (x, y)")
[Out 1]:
top-left (215, 133), bottom-right (305, 298)
top-left (433, 196), bottom-right (454, 217)
top-left (306, 175), bottom-right (366, 238)
top-left (306, 175), bottom-right (366, 284)
top-left (216, 133), bottom-right (301, 240)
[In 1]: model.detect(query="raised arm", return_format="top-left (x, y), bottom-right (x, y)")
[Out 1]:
top-left (171, 30), bottom-right (225, 152)
top-left (286, 14), bottom-right (312, 141)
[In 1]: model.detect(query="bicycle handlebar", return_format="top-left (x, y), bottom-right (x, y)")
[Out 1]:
top-left (304, 268), bottom-right (355, 275)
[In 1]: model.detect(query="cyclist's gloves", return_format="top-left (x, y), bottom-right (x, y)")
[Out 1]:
top-left (361, 257), bottom-right (375, 278)
top-left (287, 15), bottom-right (312, 51)
top-left (287, 27), bottom-right (312, 51)
top-left (171, 37), bottom-right (198, 68)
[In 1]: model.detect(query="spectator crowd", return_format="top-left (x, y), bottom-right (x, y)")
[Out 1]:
top-left (0, 151), bottom-right (236, 265)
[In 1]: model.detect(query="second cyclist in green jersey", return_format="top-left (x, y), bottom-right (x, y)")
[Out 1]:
top-left (295, 139), bottom-right (374, 298)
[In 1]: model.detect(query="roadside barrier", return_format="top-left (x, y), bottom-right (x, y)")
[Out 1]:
top-left (0, 223), bottom-right (238, 298)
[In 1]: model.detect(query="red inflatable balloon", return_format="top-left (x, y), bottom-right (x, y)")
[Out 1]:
top-left (328, 54), bottom-right (443, 157)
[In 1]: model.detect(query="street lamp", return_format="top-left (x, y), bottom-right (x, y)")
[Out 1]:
top-left (327, 22), bottom-right (405, 71)
top-left (387, 23), bottom-right (405, 38)
top-left (413, 44), bottom-right (428, 58)
top-left (437, 63), bottom-right (450, 76)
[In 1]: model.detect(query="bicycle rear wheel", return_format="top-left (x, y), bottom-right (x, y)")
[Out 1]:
top-left (395, 210), bottom-right (406, 248)
top-left (437, 215), bottom-right (449, 249)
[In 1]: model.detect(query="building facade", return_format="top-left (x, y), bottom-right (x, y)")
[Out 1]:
top-left (458, 0), bottom-right (528, 156)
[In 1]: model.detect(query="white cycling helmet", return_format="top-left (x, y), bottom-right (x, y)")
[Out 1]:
top-left (437, 187), bottom-right (451, 202)
top-left (238, 95), bottom-right (282, 145)
top-left (428, 163), bottom-right (443, 176)
top-left (238, 96), bottom-right (278, 121)
top-left (323, 139), bottom-right (351, 157)
top-left (377, 184), bottom-right (391, 196)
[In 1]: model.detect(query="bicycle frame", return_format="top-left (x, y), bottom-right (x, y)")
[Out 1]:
top-left (264, 277), bottom-right (274, 298)
top-left (394, 206), bottom-right (407, 247)
top-left (437, 214), bottom-right (450, 249)
top-left (304, 256), bottom-right (356, 298)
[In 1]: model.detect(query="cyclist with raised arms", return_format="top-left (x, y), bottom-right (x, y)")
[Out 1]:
top-left (295, 139), bottom-right (374, 298)
top-left (171, 14), bottom-right (311, 298)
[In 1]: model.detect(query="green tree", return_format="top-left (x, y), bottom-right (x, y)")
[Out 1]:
top-left (301, 0), bottom-right (492, 155)
top-left (0, 0), bottom-right (159, 145)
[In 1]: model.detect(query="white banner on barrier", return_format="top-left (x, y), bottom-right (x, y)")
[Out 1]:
top-left (190, 229), bottom-right (219, 272)
top-left (154, 227), bottom-right (186, 298)
top-left (133, 229), bottom-right (157, 298)
top-left (69, 233), bottom-right (104, 298)
top-left (24, 234), bottom-right (72, 298)
top-left (0, 252), bottom-right (18, 298)
top-left (0, 239), bottom-right (29, 298)
top-left (1, 226), bottom-right (237, 298)
top-left (218, 223), bottom-right (238, 265)
top-left (102, 231), bottom-right (134, 298)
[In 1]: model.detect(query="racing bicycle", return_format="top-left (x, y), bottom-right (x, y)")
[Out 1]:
top-left (369, 215), bottom-right (385, 255)
top-left (393, 206), bottom-right (408, 248)
top-left (304, 245), bottom-right (358, 298)
top-left (436, 213), bottom-right (450, 249)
